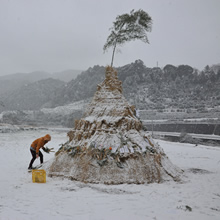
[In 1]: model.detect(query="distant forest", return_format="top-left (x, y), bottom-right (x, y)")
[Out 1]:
top-left (1, 60), bottom-right (220, 127)
top-left (51, 60), bottom-right (220, 111)
top-left (120, 60), bottom-right (220, 111)
top-left (1, 60), bottom-right (220, 112)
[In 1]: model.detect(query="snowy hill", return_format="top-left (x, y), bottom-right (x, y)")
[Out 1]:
top-left (0, 100), bottom-right (88, 127)
top-left (0, 69), bottom-right (82, 100)
top-left (1, 60), bottom-right (220, 126)
top-left (2, 78), bottom-right (65, 111)
top-left (52, 69), bottom-right (82, 82)
top-left (47, 60), bottom-right (220, 112)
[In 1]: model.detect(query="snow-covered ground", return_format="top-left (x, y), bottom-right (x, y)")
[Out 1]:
top-left (41, 100), bottom-right (87, 115)
top-left (0, 128), bottom-right (220, 220)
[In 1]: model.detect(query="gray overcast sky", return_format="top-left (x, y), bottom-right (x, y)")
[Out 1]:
top-left (0, 0), bottom-right (220, 76)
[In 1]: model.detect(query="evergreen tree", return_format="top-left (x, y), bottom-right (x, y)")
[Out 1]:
top-left (217, 69), bottom-right (220, 80)
top-left (103, 9), bottom-right (152, 67)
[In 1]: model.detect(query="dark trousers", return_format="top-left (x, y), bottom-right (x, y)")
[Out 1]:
top-left (28, 149), bottom-right (43, 168)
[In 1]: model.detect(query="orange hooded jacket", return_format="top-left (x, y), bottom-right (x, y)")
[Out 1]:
top-left (31, 134), bottom-right (51, 154)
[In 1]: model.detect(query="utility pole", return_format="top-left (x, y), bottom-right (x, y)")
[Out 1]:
top-left (152, 120), bottom-right (154, 137)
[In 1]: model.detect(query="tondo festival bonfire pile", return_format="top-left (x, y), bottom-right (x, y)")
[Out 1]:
top-left (47, 66), bottom-right (182, 184)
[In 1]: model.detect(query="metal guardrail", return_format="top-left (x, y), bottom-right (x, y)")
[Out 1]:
top-left (151, 131), bottom-right (220, 141)
top-left (143, 122), bottom-right (220, 136)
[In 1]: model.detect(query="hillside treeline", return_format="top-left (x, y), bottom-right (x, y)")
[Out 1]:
top-left (1, 60), bottom-right (220, 112)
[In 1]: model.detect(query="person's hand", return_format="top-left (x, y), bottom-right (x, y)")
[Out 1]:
top-left (36, 154), bottom-right (39, 158)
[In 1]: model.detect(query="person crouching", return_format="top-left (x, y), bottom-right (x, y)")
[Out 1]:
top-left (28, 134), bottom-right (51, 170)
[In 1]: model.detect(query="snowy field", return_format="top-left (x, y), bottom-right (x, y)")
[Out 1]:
top-left (0, 128), bottom-right (220, 220)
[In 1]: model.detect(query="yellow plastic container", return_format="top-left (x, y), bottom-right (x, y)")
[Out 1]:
top-left (32, 169), bottom-right (46, 183)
